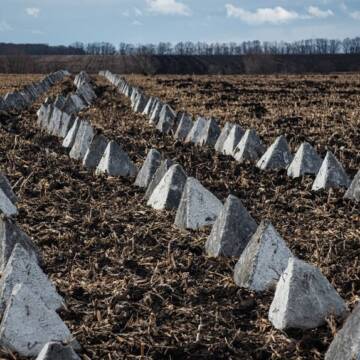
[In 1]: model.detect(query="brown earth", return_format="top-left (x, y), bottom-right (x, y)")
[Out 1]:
top-left (0, 74), bottom-right (358, 359)
top-left (0, 74), bottom-right (43, 96)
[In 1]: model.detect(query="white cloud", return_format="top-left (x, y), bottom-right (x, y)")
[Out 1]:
top-left (225, 5), bottom-right (299, 24)
top-left (132, 20), bottom-right (143, 26)
top-left (350, 11), bottom-right (360, 20)
top-left (146, 0), bottom-right (191, 16)
top-left (26, 7), bottom-right (40, 17)
top-left (0, 20), bottom-right (13, 32)
top-left (307, 6), bottom-right (334, 18)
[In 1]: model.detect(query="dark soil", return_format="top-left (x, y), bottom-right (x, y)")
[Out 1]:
top-left (0, 74), bottom-right (358, 359)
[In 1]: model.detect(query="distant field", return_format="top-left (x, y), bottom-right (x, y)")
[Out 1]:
top-left (2, 54), bottom-right (360, 74)
top-left (0, 74), bottom-right (43, 96)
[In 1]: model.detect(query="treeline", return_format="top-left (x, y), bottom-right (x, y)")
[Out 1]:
top-left (0, 43), bottom-right (84, 55)
top-left (2, 37), bottom-right (360, 56)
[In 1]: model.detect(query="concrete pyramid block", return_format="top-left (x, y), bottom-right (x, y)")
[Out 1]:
top-left (174, 113), bottom-right (193, 141)
top-left (156, 104), bottom-right (176, 134)
top-left (344, 170), bottom-right (360, 202)
top-left (74, 71), bottom-right (90, 87)
top-left (312, 151), bottom-right (351, 191)
top-left (76, 82), bottom-right (96, 106)
top-left (95, 141), bottom-right (137, 177)
top-left (69, 120), bottom-right (95, 161)
top-left (287, 142), bottom-right (322, 178)
top-left (69, 94), bottom-right (86, 112)
top-left (0, 173), bottom-right (17, 204)
top-left (147, 164), bottom-right (187, 210)
top-left (58, 113), bottom-right (75, 139)
top-left (233, 221), bottom-right (293, 292)
top-left (222, 125), bottom-right (245, 155)
top-left (269, 257), bottom-right (348, 330)
top-left (205, 195), bottom-right (257, 257)
top-left (37, 104), bottom-right (51, 128)
top-left (0, 189), bottom-right (17, 217)
top-left (174, 177), bottom-right (223, 230)
top-left (256, 135), bottom-right (293, 171)
top-left (36, 342), bottom-right (80, 360)
top-left (82, 134), bottom-right (108, 169)
top-left (198, 118), bottom-right (221, 147)
top-left (48, 107), bottom-right (63, 135)
top-left (142, 97), bottom-right (156, 116)
top-left (0, 244), bottom-right (63, 312)
top-left (62, 117), bottom-right (81, 149)
top-left (134, 149), bottom-right (161, 188)
top-left (325, 302), bottom-right (360, 360)
top-left (53, 95), bottom-right (66, 110)
top-left (144, 159), bottom-right (173, 200)
top-left (185, 117), bottom-right (207, 144)
top-left (0, 284), bottom-right (74, 357)
top-left (149, 101), bottom-right (163, 125)
top-left (134, 94), bottom-right (148, 113)
top-left (0, 218), bottom-right (39, 271)
top-left (214, 122), bottom-right (234, 153)
top-left (233, 129), bottom-right (266, 163)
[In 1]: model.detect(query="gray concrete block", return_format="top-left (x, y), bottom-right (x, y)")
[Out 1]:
top-left (0, 218), bottom-right (39, 271)
top-left (147, 164), bottom-right (187, 210)
top-left (0, 284), bottom-right (74, 357)
top-left (205, 195), bottom-right (257, 257)
top-left (62, 118), bottom-right (81, 149)
top-left (233, 221), bottom-right (293, 292)
top-left (0, 189), bottom-right (17, 218)
top-left (82, 134), bottom-right (109, 169)
top-left (312, 151), bottom-right (351, 191)
top-left (156, 104), bottom-right (176, 134)
top-left (36, 342), bottom-right (81, 360)
top-left (185, 117), bottom-right (207, 144)
top-left (0, 244), bottom-right (63, 312)
top-left (134, 149), bottom-right (161, 188)
top-left (174, 113), bottom-right (193, 141)
top-left (95, 141), bottom-right (137, 177)
top-left (58, 113), bottom-right (75, 139)
top-left (69, 120), bottom-right (95, 160)
top-left (325, 302), bottom-right (360, 360)
top-left (233, 129), bottom-right (265, 163)
top-left (0, 173), bottom-right (17, 204)
top-left (269, 257), bottom-right (348, 330)
top-left (149, 102), bottom-right (163, 125)
top-left (144, 159), bottom-right (173, 200)
top-left (174, 177), bottom-right (223, 230)
top-left (287, 142), bottom-right (322, 178)
top-left (222, 125), bottom-right (245, 155)
top-left (134, 94), bottom-right (148, 114)
top-left (198, 118), bottom-right (221, 147)
top-left (344, 170), bottom-right (360, 202)
top-left (215, 122), bottom-right (234, 153)
top-left (256, 135), bottom-right (293, 171)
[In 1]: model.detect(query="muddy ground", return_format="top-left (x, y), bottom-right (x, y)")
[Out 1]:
top-left (0, 74), bottom-right (358, 359)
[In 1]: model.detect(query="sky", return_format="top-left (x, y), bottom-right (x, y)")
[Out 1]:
top-left (0, 0), bottom-right (360, 45)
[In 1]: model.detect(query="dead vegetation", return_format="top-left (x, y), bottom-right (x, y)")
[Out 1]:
top-left (0, 74), bottom-right (358, 359)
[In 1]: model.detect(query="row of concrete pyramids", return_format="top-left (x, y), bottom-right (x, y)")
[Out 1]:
top-left (100, 71), bottom-right (358, 358)
top-left (0, 70), bottom-right (69, 113)
top-left (134, 147), bottom-right (356, 358)
top-left (36, 72), bottom-right (138, 179)
top-left (0, 171), bottom-right (80, 358)
top-left (101, 70), bottom-right (359, 203)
